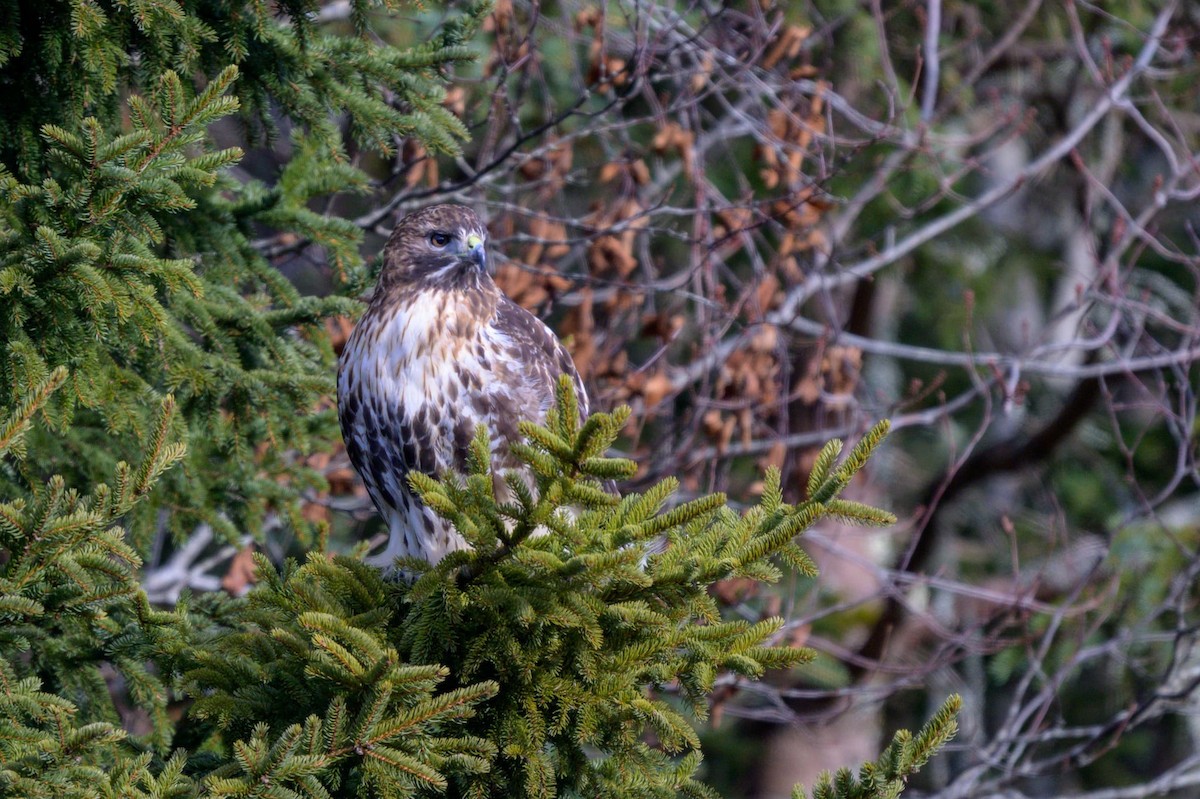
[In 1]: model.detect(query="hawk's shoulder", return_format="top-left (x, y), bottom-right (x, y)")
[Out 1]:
top-left (490, 296), bottom-right (588, 418)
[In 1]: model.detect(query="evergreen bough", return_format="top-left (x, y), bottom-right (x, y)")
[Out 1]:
top-left (384, 378), bottom-right (960, 798)
top-left (796, 694), bottom-right (963, 799)
top-left (1, 0), bottom-right (490, 548)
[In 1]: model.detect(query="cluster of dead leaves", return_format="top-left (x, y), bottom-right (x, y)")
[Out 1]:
top-left (517, 136), bottom-right (574, 199)
top-left (652, 122), bottom-right (696, 178)
top-left (584, 193), bottom-right (648, 279)
top-left (616, 312), bottom-right (686, 411)
top-left (575, 6), bottom-right (633, 92)
top-left (483, 0), bottom-right (536, 77)
top-left (398, 139), bottom-right (438, 190)
top-left (758, 99), bottom-right (830, 268)
top-left (793, 344), bottom-right (863, 408)
top-left (492, 215), bottom-right (574, 310)
top-left (555, 288), bottom-right (642, 390)
top-left (702, 324), bottom-right (784, 455)
top-left (553, 285), bottom-right (684, 418)
top-left (761, 23), bottom-right (814, 73)
top-left (751, 22), bottom-right (832, 268)
top-left (559, 288), bottom-right (604, 383)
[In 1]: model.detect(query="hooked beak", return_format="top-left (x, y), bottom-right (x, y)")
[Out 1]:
top-left (464, 233), bottom-right (487, 271)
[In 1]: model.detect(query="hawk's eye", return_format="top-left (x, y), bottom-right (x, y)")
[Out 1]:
top-left (429, 232), bottom-right (452, 248)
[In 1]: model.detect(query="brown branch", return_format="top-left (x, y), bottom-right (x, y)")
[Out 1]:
top-left (851, 373), bottom-right (1103, 681)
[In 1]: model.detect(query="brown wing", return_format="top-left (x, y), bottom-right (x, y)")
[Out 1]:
top-left (490, 296), bottom-right (588, 424)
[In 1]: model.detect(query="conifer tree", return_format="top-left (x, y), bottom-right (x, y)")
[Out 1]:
top-left (0, 1), bottom-right (957, 797)
top-left (1, 0), bottom-right (489, 547)
top-left (2, 0), bottom-right (498, 794)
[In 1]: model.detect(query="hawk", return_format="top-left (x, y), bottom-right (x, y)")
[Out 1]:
top-left (337, 204), bottom-right (589, 566)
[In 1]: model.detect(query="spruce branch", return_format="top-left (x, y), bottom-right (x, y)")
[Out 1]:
top-left (794, 694), bottom-right (962, 799)
top-left (182, 553), bottom-right (497, 795)
top-left (396, 382), bottom-right (904, 797)
top-left (0, 366), bottom-right (67, 459)
top-left (808, 420), bottom-right (891, 504)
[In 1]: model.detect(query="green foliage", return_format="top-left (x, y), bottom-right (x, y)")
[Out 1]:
top-left (793, 694), bottom-right (962, 799)
top-left (182, 553), bottom-right (498, 798)
top-left (0, 0), bottom-right (489, 175)
top-left (1, 0), bottom-right (503, 795)
top-left (0, 382), bottom-right (184, 745)
top-left (1, 0), bottom-right (487, 547)
top-left (0, 0), bottom-right (490, 549)
top-left (395, 377), bottom-right (919, 798)
top-left (0, 372), bottom-right (188, 794)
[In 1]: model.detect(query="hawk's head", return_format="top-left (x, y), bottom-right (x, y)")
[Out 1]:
top-left (380, 204), bottom-right (490, 289)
